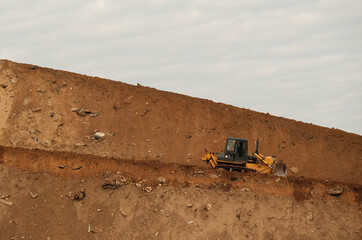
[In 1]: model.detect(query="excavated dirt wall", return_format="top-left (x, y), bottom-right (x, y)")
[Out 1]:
top-left (0, 59), bottom-right (361, 184)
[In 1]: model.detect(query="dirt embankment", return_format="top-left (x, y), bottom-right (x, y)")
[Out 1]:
top-left (0, 59), bottom-right (361, 184)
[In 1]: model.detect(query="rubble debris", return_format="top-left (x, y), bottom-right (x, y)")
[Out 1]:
top-left (204, 203), bottom-right (212, 211)
top-left (72, 165), bottom-right (82, 170)
top-left (0, 198), bottom-right (13, 206)
top-left (327, 186), bottom-right (344, 196)
top-left (92, 132), bottom-right (105, 140)
top-left (187, 220), bottom-right (194, 224)
top-left (71, 107), bottom-right (78, 112)
top-left (73, 99), bottom-right (79, 103)
top-left (236, 210), bottom-right (241, 220)
top-left (30, 192), bottom-right (39, 199)
top-left (141, 109), bottom-right (149, 117)
top-left (186, 203), bottom-right (193, 208)
top-left (102, 179), bottom-right (121, 189)
top-left (158, 176), bottom-right (166, 184)
top-left (22, 98), bottom-right (29, 106)
top-left (58, 164), bottom-right (66, 169)
top-left (89, 112), bottom-right (99, 118)
top-left (76, 108), bottom-right (86, 117)
top-left (1, 193), bottom-right (10, 199)
top-left (1, 83), bottom-right (7, 88)
top-left (50, 112), bottom-right (55, 118)
top-left (289, 167), bottom-right (299, 174)
top-left (120, 209), bottom-right (127, 217)
top-left (143, 186), bottom-right (153, 193)
top-left (73, 189), bottom-right (86, 201)
top-left (185, 134), bottom-right (192, 139)
top-left (32, 108), bottom-right (42, 112)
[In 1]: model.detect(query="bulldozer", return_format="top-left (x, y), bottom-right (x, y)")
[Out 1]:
top-left (202, 137), bottom-right (287, 177)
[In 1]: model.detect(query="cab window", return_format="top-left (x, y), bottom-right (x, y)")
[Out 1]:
top-left (226, 140), bottom-right (235, 151)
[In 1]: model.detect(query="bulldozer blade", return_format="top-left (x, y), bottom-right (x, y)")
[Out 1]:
top-left (273, 162), bottom-right (287, 177)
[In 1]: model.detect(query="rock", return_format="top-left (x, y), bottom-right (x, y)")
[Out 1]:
top-left (72, 165), bottom-right (82, 170)
top-left (158, 177), bottom-right (166, 184)
top-left (185, 134), bottom-right (192, 139)
top-left (73, 99), bottom-right (79, 103)
top-left (275, 178), bottom-right (281, 183)
top-left (90, 112), bottom-right (99, 118)
top-left (30, 192), bottom-right (39, 199)
top-left (71, 107), bottom-right (78, 112)
top-left (145, 139), bottom-right (151, 142)
top-left (120, 209), bottom-right (127, 217)
top-left (50, 112), bottom-right (55, 118)
top-left (327, 186), bottom-right (344, 196)
top-left (236, 210), bottom-right (241, 220)
top-left (241, 187), bottom-right (250, 192)
top-left (93, 132), bottom-right (105, 140)
top-left (73, 189), bottom-right (86, 201)
top-left (58, 164), bottom-right (66, 169)
top-left (209, 174), bottom-right (220, 179)
top-left (22, 98), bottom-right (29, 106)
top-left (0, 198), bottom-right (13, 206)
top-left (76, 108), bottom-right (86, 117)
top-left (204, 203), bottom-right (212, 211)
top-left (187, 220), bottom-right (194, 224)
top-left (306, 212), bottom-right (314, 221)
top-left (36, 89), bottom-right (46, 93)
top-left (1, 193), bottom-right (10, 199)
top-left (102, 179), bottom-right (121, 189)
top-left (0, 83), bottom-right (7, 88)
top-left (186, 203), bottom-right (193, 208)
top-left (141, 109), bottom-right (148, 117)
top-left (143, 186), bottom-right (153, 193)
top-left (32, 108), bottom-right (41, 112)
top-left (289, 167), bottom-right (299, 174)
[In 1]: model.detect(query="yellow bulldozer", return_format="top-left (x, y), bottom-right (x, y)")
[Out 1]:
top-left (202, 137), bottom-right (287, 177)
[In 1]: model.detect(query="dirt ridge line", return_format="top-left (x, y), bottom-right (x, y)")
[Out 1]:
top-left (0, 145), bottom-right (360, 205)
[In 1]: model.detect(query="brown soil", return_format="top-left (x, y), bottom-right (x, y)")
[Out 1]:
top-left (0, 59), bottom-right (361, 239)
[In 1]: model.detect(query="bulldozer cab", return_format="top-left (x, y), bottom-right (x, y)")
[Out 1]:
top-left (219, 137), bottom-right (248, 163)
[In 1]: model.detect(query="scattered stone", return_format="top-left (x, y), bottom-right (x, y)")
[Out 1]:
top-left (289, 167), bottom-right (299, 174)
top-left (306, 212), bottom-right (314, 221)
top-left (241, 187), bottom-right (250, 192)
top-left (143, 186), bottom-right (153, 193)
top-left (186, 203), bottom-right (193, 208)
top-left (30, 192), bottom-right (39, 199)
top-left (74, 142), bottom-right (86, 147)
top-left (187, 220), bottom-right (194, 224)
top-left (145, 139), bottom-right (151, 142)
top-left (32, 108), bottom-right (41, 112)
top-left (58, 164), bottom-right (66, 169)
top-left (73, 99), bottom-right (79, 103)
top-left (97, 209), bottom-right (102, 212)
top-left (1, 83), bottom-right (7, 88)
top-left (1, 193), bottom-right (10, 199)
top-left (135, 182), bottom-right (142, 188)
top-left (204, 203), bottom-right (212, 211)
top-left (275, 178), bottom-right (281, 183)
top-left (72, 165), bottom-right (82, 170)
top-left (185, 134), bottom-right (192, 139)
top-left (22, 98), bottom-right (29, 106)
top-left (0, 198), bottom-right (13, 206)
top-left (73, 189), bottom-right (86, 201)
top-left (92, 132), bottom-right (105, 140)
top-left (120, 209), bottom-right (127, 217)
top-left (90, 112), bottom-right (99, 118)
top-left (36, 89), bottom-right (46, 93)
top-left (76, 108), bottom-right (86, 117)
top-left (327, 186), bottom-right (344, 196)
top-left (50, 112), bottom-right (55, 118)
top-left (141, 109), bottom-right (149, 117)
top-left (85, 109), bottom-right (92, 114)
top-left (209, 174), bottom-right (220, 179)
top-left (71, 107), bottom-right (78, 112)
top-left (102, 179), bottom-right (121, 189)
top-left (158, 177), bottom-right (166, 184)
top-left (236, 210), bottom-right (241, 220)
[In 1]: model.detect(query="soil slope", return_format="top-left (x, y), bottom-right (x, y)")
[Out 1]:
top-left (0, 59), bottom-right (361, 184)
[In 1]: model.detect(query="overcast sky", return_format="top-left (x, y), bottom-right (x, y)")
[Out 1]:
top-left (1, 0), bottom-right (361, 134)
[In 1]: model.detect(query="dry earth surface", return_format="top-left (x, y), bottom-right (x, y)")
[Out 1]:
top-left (0, 59), bottom-right (361, 239)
